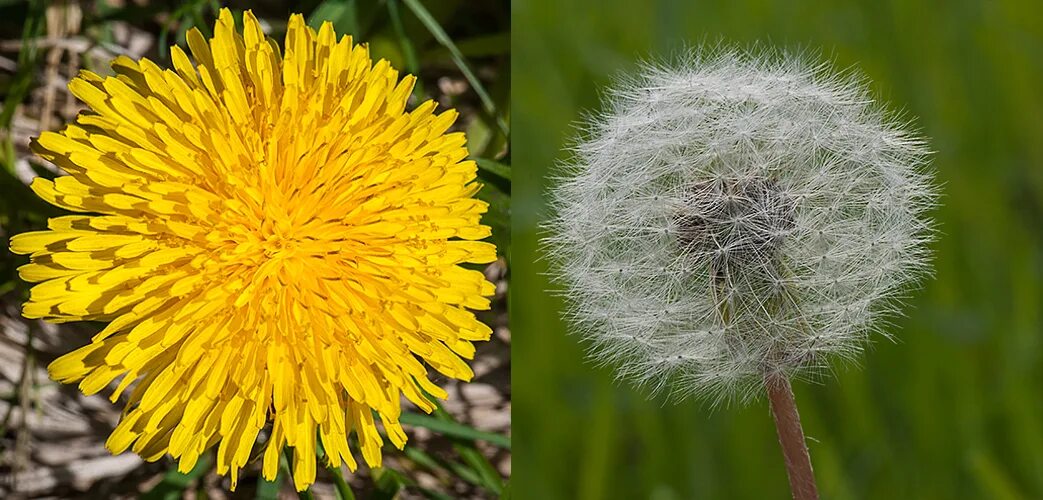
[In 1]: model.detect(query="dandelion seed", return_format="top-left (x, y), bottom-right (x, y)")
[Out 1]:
top-left (9, 9), bottom-right (496, 491)
top-left (544, 47), bottom-right (936, 499)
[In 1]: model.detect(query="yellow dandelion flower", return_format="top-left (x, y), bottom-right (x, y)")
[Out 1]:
top-left (9, 8), bottom-right (497, 490)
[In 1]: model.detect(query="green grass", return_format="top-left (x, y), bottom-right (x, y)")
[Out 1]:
top-left (512, 0), bottom-right (1043, 498)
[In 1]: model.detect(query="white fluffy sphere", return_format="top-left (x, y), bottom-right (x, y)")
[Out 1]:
top-left (544, 49), bottom-right (937, 401)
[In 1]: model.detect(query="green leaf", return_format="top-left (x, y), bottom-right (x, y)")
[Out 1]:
top-left (397, 407), bottom-right (505, 495)
top-left (258, 450), bottom-right (292, 500)
top-left (140, 453), bottom-right (213, 500)
top-left (399, 411), bottom-right (511, 449)
top-left (371, 467), bottom-right (410, 500)
top-left (400, 445), bottom-right (442, 471)
top-left (401, 445), bottom-right (482, 486)
top-left (429, 407), bottom-right (505, 495)
top-left (475, 157), bottom-right (511, 183)
top-left (254, 457), bottom-right (284, 500)
top-left (308, 0), bottom-right (359, 36)
top-left (255, 476), bottom-right (281, 500)
top-left (452, 441), bottom-right (504, 495)
top-left (466, 115), bottom-right (494, 160)
top-left (386, 0), bottom-right (420, 74)
top-left (155, 0), bottom-right (212, 60)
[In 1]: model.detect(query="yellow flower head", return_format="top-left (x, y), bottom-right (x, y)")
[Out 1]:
top-left (9, 9), bottom-right (496, 490)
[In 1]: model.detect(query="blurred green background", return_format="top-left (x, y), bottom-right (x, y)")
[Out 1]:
top-left (512, 0), bottom-right (1043, 499)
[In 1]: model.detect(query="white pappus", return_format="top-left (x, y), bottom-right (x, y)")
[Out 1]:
top-left (543, 47), bottom-right (937, 403)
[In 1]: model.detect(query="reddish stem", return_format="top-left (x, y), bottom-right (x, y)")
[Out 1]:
top-left (765, 371), bottom-right (819, 500)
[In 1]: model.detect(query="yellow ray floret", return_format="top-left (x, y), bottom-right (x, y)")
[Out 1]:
top-left (10, 8), bottom-right (497, 491)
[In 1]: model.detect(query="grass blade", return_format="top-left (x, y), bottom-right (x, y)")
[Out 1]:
top-left (402, 445), bottom-right (483, 486)
top-left (387, 0), bottom-right (420, 74)
top-left (399, 411), bottom-right (511, 449)
top-left (451, 440), bottom-right (504, 495)
top-left (401, 0), bottom-right (509, 138)
top-left (475, 157), bottom-right (512, 183)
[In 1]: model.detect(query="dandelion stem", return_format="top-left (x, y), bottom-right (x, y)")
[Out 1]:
top-left (327, 463), bottom-right (356, 500)
top-left (764, 371), bottom-right (819, 500)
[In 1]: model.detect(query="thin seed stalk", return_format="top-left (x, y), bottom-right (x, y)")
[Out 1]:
top-left (764, 371), bottom-right (819, 500)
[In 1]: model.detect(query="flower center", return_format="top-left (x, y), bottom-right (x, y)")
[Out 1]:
top-left (263, 232), bottom-right (301, 260)
top-left (675, 177), bottom-right (795, 273)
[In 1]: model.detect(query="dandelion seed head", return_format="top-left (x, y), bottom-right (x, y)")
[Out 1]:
top-left (544, 47), bottom-right (936, 403)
